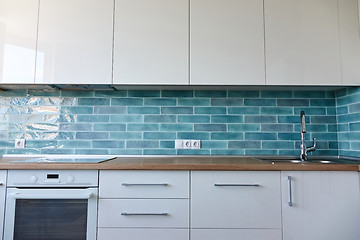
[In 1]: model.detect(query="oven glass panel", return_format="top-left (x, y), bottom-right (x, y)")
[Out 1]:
top-left (14, 199), bottom-right (88, 240)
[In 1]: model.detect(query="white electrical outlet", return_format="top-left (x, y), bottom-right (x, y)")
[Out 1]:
top-left (191, 140), bottom-right (201, 149)
top-left (175, 140), bottom-right (183, 149)
top-left (15, 139), bottom-right (26, 149)
top-left (183, 140), bottom-right (192, 149)
top-left (175, 140), bottom-right (201, 149)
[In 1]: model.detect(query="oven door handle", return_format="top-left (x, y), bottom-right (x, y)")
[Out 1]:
top-left (9, 192), bottom-right (94, 199)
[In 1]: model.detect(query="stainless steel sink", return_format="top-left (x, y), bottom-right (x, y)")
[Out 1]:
top-left (254, 156), bottom-right (359, 164)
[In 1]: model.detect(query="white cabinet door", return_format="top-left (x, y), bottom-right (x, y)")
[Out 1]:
top-left (113, 0), bottom-right (188, 85)
top-left (98, 229), bottom-right (189, 240)
top-left (0, 170), bottom-right (7, 240)
top-left (0, 0), bottom-right (38, 83)
top-left (191, 171), bottom-right (281, 229)
top-left (35, 0), bottom-right (113, 84)
top-left (265, 0), bottom-right (342, 85)
top-left (282, 171), bottom-right (360, 240)
top-left (190, 0), bottom-right (265, 85)
top-left (191, 229), bottom-right (282, 240)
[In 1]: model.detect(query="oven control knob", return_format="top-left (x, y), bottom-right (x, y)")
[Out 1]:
top-left (67, 175), bottom-right (74, 183)
top-left (30, 176), bottom-right (38, 183)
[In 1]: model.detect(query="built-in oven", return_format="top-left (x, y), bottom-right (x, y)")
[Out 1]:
top-left (3, 170), bottom-right (98, 240)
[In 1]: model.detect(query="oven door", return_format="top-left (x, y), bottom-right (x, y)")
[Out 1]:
top-left (4, 188), bottom-right (97, 240)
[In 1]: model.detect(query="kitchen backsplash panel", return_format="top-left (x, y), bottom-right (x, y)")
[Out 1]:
top-left (0, 89), bottom-right (340, 155)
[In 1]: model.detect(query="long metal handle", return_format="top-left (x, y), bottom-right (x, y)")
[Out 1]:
top-left (121, 212), bottom-right (168, 216)
top-left (122, 183), bottom-right (168, 186)
top-left (214, 184), bottom-right (260, 187)
top-left (288, 176), bottom-right (293, 207)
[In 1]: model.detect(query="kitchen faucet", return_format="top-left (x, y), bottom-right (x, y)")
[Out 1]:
top-left (300, 111), bottom-right (316, 161)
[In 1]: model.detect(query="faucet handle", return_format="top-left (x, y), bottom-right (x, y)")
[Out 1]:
top-left (307, 137), bottom-right (316, 152)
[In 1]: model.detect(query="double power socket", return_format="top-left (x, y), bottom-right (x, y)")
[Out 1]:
top-left (175, 140), bottom-right (201, 149)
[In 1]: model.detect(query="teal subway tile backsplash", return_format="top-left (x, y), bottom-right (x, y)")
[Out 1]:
top-left (0, 88), bottom-right (359, 156)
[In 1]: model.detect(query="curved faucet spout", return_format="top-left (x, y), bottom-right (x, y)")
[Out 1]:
top-left (299, 111), bottom-right (316, 161)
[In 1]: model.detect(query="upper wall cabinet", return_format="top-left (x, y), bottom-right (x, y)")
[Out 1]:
top-left (190, 0), bottom-right (265, 85)
top-left (35, 0), bottom-right (113, 84)
top-left (265, 0), bottom-right (360, 85)
top-left (113, 0), bottom-right (189, 85)
top-left (0, 0), bottom-right (38, 84)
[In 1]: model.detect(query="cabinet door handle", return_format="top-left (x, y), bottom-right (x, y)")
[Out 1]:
top-left (214, 184), bottom-right (260, 187)
top-left (288, 176), bottom-right (293, 207)
top-left (122, 183), bottom-right (168, 186)
top-left (121, 212), bottom-right (168, 216)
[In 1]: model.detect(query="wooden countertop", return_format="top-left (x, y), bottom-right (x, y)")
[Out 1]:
top-left (0, 156), bottom-right (358, 171)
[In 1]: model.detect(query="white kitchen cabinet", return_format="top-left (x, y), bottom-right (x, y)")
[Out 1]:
top-left (282, 171), bottom-right (360, 240)
top-left (98, 229), bottom-right (189, 240)
top-left (113, 0), bottom-right (188, 85)
top-left (0, 0), bottom-right (38, 83)
top-left (190, 0), bottom-right (265, 85)
top-left (35, 0), bottom-right (113, 84)
top-left (191, 171), bottom-right (282, 230)
top-left (265, 0), bottom-right (342, 85)
top-left (191, 229), bottom-right (283, 240)
top-left (0, 170), bottom-right (7, 240)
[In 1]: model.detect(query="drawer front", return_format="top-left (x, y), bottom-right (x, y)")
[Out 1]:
top-left (98, 199), bottom-right (189, 228)
top-left (98, 228), bottom-right (189, 240)
top-left (191, 171), bottom-right (281, 229)
top-left (191, 229), bottom-right (282, 240)
top-left (0, 170), bottom-right (6, 240)
top-left (99, 170), bottom-right (189, 198)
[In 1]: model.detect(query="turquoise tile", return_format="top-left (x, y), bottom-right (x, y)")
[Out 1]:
top-left (111, 115), bottom-right (143, 123)
top-left (261, 107), bottom-right (293, 115)
top-left (310, 99), bottom-right (335, 107)
top-left (245, 132), bottom-right (277, 140)
top-left (178, 98), bottom-right (210, 106)
top-left (128, 107), bottom-right (160, 114)
top-left (61, 107), bottom-right (93, 114)
top-left (339, 141), bottom-right (350, 149)
top-left (126, 141), bottom-right (159, 148)
top-left (305, 124), bottom-right (327, 132)
top-left (144, 98), bottom-right (176, 106)
top-left (56, 132), bottom-right (76, 140)
top-left (110, 132), bottom-right (142, 140)
top-left (278, 116), bottom-right (309, 124)
top-left (211, 99), bottom-right (244, 106)
top-left (160, 124), bottom-right (193, 131)
top-left (228, 141), bottom-right (260, 149)
top-left (144, 149), bottom-right (177, 155)
top-left (93, 124), bottom-right (126, 131)
top-left (127, 124), bottom-right (159, 131)
top-left (111, 98), bottom-right (143, 106)
top-left (337, 123), bottom-right (349, 132)
top-left (349, 103), bottom-right (360, 113)
top-left (329, 141), bottom-right (339, 149)
top-left (347, 87), bottom-right (360, 95)
top-left (245, 149), bottom-right (278, 155)
top-left (144, 115), bottom-right (176, 123)
top-left (350, 122), bottom-right (360, 131)
top-left (337, 93), bottom-right (360, 106)
top-left (310, 133), bottom-right (338, 141)
top-left (277, 99), bottom-right (309, 106)
top-left (244, 99), bottom-right (276, 106)
top-left (262, 141), bottom-right (294, 149)
top-left (194, 124), bottom-right (227, 132)
top-left (76, 149), bottom-right (109, 155)
top-left (58, 140), bottom-right (91, 148)
top-left (95, 90), bottom-right (127, 97)
top-left (161, 90), bottom-right (193, 98)
top-left (261, 91), bottom-right (292, 98)
top-left (62, 91), bottom-right (94, 97)
top-left (160, 141), bottom-right (175, 148)
top-left (279, 150), bottom-right (299, 155)
top-left (201, 141), bottom-right (227, 149)
top-left (76, 132), bottom-right (109, 140)
top-left (161, 107), bottom-right (193, 114)
top-left (41, 149), bottom-right (75, 154)
top-left (245, 115), bottom-right (276, 123)
top-left (94, 106), bottom-right (126, 114)
top-left (25, 140), bottom-right (57, 148)
top-left (228, 107), bottom-right (260, 115)
top-left (211, 132), bottom-right (243, 140)
top-left (294, 107), bottom-right (326, 115)
top-left (195, 107), bottom-right (226, 114)
top-left (195, 90), bottom-right (226, 98)
top-left (60, 123), bottom-right (92, 131)
top-left (228, 124), bottom-right (260, 132)
top-left (178, 115), bottom-right (210, 123)
top-left (128, 90), bottom-right (160, 97)
top-left (338, 132), bottom-right (360, 141)
top-left (338, 113), bottom-right (360, 123)
top-left (28, 90), bottom-right (60, 97)
top-left (177, 132), bottom-right (210, 140)
top-left (78, 98), bottom-right (110, 106)
top-left (228, 91), bottom-right (259, 98)
top-left (59, 115), bottom-right (76, 123)
top-left (327, 124), bottom-right (338, 132)
top-left (261, 124), bottom-right (293, 132)
top-left (144, 132), bottom-right (176, 139)
top-left (350, 142), bottom-right (360, 150)
top-left (177, 149), bottom-right (210, 155)
top-left (92, 140), bottom-right (125, 148)
top-left (0, 141), bottom-right (13, 148)
top-left (0, 90), bottom-right (27, 97)
top-left (311, 116), bottom-right (336, 124)
top-left (278, 133), bottom-right (302, 140)
top-left (326, 91), bottom-right (336, 98)
top-left (211, 115), bottom-right (243, 123)
top-left (77, 115), bottom-right (109, 122)
top-left (211, 149), bottom-right (245, 155)
top-left (7, 149), bottom-right (40, 154)
top-left (109, 149), bottom-right (142, 155)
top-left (294, 91), bottom-right (326, 98)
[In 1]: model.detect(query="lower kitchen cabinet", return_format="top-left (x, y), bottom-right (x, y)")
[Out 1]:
top-left (282, 171), bottom-right (360, 240)
top-left (0, 170), bottom-right (6, 240)
top-left (98, 229), bottom-right (189, 240)
top-left (191, 229), bottom-right (282, 240)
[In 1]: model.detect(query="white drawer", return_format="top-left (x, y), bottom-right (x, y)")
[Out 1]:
top-left (191, 229), bottom-right (282, 240)
top-left (191, 171), bottom-right (281, 229)
top-left (99, 170), bottom-right (189, 198)
top-left (98, 228), bottom-right (189, 240)
top-left (98, 199), bottom-right (189, 228)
